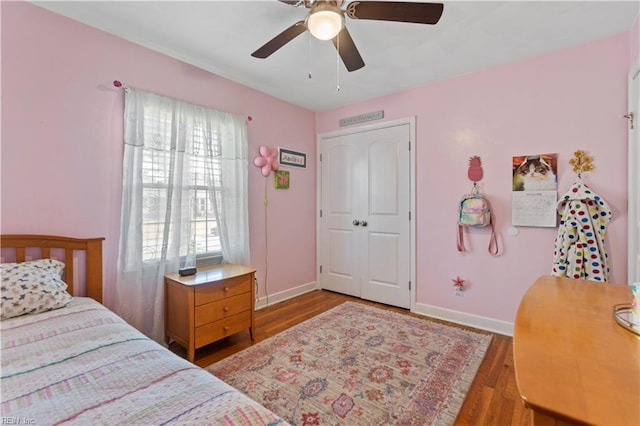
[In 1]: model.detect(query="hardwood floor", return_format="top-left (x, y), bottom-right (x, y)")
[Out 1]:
top-left (169, 289), bottom-right (532, 426)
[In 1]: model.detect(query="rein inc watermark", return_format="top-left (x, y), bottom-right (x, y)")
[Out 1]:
top-left (1, 418), bottom-right (35, 425)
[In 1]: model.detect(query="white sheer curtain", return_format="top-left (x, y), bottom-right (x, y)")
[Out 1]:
top-left (116, 88), bottom-right (249, 342)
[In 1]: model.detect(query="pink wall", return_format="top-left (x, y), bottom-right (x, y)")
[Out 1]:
top-left (0, 2), bottom-right (317, 309)
top-left (317, 33), bottom-right (630, 323)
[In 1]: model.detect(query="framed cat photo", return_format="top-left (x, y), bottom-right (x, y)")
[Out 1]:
top-left (512, 154), bottom-right (558, 191)
top-left (511, 153), bottom-right (558, 227)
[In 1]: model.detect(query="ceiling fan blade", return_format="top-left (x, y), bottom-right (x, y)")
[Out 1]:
top-left (278, 0), bottom-right (309, 6)
top-left (331, 27), bottom-right (365, 72)
top-left (346, 1), bottom-right (444, 25)
top-left (278, 0), bottom-right (303, 6)
top-left (251, 21), bottom-right (307, 59)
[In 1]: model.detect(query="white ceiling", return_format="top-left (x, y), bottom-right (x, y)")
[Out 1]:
top-left (33, 1), bottom-right (639, 112)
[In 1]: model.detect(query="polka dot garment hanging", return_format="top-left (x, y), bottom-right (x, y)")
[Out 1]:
top-left (551, 178), bottom-right (612, 282)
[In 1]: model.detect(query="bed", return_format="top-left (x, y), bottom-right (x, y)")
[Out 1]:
top-left (0, 235), bottom-right (287, 425)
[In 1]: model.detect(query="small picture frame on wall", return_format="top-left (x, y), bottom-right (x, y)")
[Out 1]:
top-left (274, 170), bottom-right (290, 189)
top-left (279, 148), bottom-right (306, 168)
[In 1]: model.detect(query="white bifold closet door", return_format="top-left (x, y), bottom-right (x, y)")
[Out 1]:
top-left (319, 120), bottom-right (413, 309)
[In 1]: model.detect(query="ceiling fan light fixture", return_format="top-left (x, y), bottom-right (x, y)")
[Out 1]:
top-left (307, 4), bottom-right (344, 41)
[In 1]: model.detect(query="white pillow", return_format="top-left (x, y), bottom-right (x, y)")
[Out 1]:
top-left (0, 259), bottom-right (72, 319)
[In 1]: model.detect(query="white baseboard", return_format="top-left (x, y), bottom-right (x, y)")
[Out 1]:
top-left (412, 302), bottom-right (514, 336)
top-left (255, 281), bottom-right (318, 310)
top-left (255, 285), bottom-right (513, 335)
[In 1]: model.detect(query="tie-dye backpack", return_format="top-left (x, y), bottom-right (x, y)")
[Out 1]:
top-left (457, 185), bottom-right (498, 255)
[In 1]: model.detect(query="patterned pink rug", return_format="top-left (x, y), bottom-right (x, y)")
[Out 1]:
top-left (207, 302), bottom-right (492, 425)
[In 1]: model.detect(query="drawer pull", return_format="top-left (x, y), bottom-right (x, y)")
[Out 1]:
top-left (223, 307), bottom-right (229, 312)
top-left (223, 326), bottom-right (229, 332)
top-left (224, 287), bottom-right (230, 292)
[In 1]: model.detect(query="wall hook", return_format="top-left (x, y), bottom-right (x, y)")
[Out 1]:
top-left (452, 276), bottom-right (465, 290)
top-left (569, 150), bottom-right (594, 175)
top-left (467, 156), bottom-right (483, 182)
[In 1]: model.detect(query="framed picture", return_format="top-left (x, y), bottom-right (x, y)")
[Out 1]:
top-left (279, 148), bottom-right (306, 168)
top-left (274, 170), bottom-right (290, 189)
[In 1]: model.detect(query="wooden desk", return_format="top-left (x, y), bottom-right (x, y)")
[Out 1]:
top-left (513, 276), bottom-right (640, 425)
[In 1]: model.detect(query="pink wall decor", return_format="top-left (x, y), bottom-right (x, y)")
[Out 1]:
top-left (452, 276), bottom-right (466, 291)
top-left (253, 145), bottom-right (280, 177)
top-left (467, 156), bottom-right (483, 183)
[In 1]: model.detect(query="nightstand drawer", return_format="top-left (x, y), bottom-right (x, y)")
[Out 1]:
top-left (194, 292), bottom-right (251, 327)
top-left (194, 274), bottom-right (252, 306)
top-left (195, 311), bottom-right (251, 348)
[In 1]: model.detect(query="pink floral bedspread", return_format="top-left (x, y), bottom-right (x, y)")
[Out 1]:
top-left (1, 297), bottom-right (286, 425)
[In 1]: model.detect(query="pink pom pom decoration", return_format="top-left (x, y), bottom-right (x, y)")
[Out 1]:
top-left (253, 145), bottom-right (279, 177)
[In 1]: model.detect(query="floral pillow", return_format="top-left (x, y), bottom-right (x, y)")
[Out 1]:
top-left (0, 259), bottom-right (72, 319)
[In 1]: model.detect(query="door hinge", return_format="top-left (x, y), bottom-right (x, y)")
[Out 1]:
top-left (320, 209), bottom-right (323, 218)
top-left (408, 211), bottom-right (411, 221)
top-left (409, 281), bottom-right (411, 290)
top-left (624, 112), bottom-right (635, 129)
top-left (320, 153), bottom-right (323, 161)
top-left (320, 265), bottom-right (323, 274)
top-left (408, 141), bottom-right (411, 151)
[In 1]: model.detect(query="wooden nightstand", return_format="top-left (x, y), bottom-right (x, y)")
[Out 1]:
top-left (164, 264), bottom-right (256, 362)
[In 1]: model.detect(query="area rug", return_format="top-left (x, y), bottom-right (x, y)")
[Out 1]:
top-left (207, 302), bottom-right (492, 426)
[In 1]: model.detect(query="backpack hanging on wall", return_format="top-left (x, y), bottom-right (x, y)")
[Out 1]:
top-left (457, 184), bottom-right (498, 255)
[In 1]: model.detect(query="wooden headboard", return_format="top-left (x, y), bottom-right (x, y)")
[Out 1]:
top-left (0, 235), bottom-right (105, 303)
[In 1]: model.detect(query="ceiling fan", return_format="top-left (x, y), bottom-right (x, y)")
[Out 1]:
top-left (251, 0), bottom-right (444, 72)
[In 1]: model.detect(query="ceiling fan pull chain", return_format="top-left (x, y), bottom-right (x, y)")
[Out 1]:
top-left (308, 31), bottom-right (312, 79)
top-left (336, 34), bottom-right (341, 92)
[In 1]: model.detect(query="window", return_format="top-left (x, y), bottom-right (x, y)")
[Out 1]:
top-left (118, 88), bottom-right (249, 341)
top-left (138, 107), bottom-right (225, 263)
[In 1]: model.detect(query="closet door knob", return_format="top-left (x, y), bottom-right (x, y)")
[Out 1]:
top-left (360, 221), bottom-right (368, 227)
top-left (353, 220), bottom-right (360, 226)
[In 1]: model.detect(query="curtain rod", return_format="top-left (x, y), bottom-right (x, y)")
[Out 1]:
top-left (112, 80), bottom-right (253, 122)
